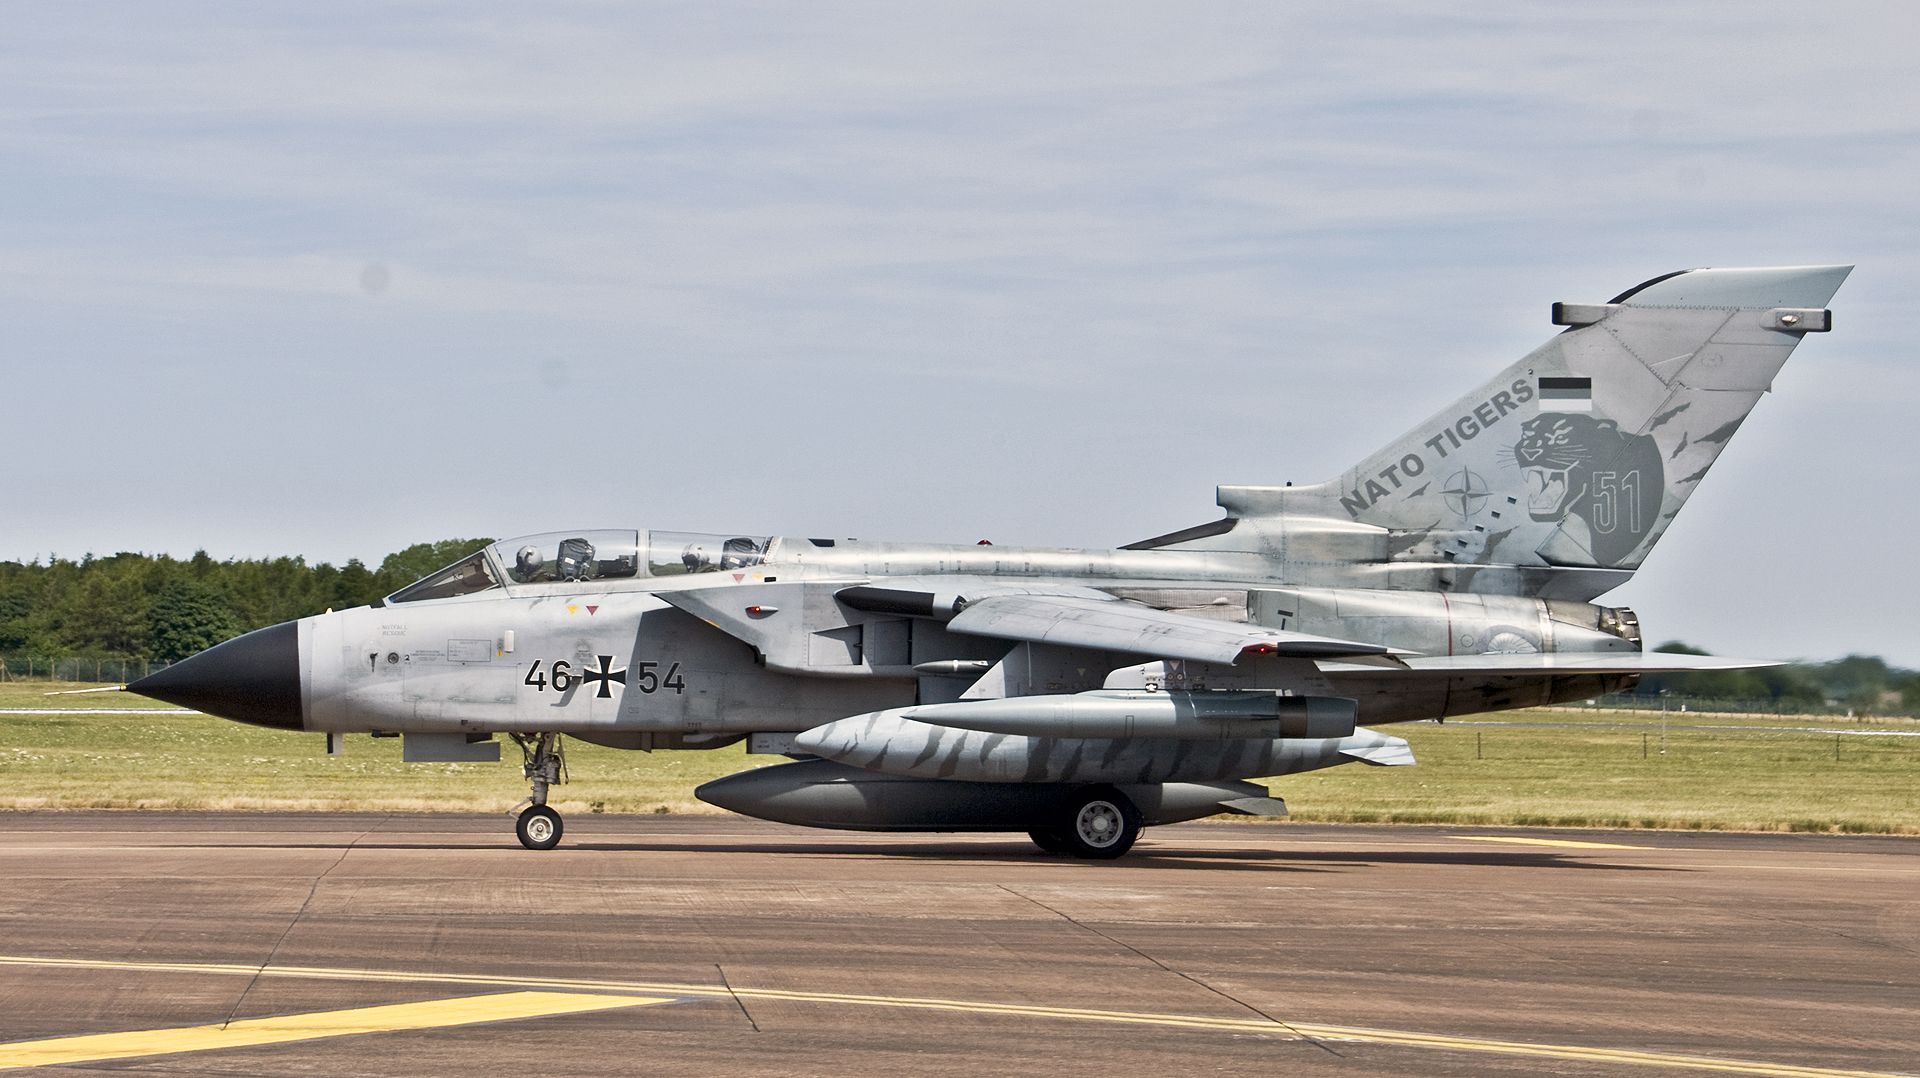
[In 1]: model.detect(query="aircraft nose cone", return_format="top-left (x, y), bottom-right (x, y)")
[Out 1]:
top-left (128, 620), bottom-right (304, 730)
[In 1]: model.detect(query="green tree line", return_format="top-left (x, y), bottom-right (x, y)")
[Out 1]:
top-left (1632, 643), bottom-right (1920, 716)
top-left (0, 540), bottom-right (490, 662)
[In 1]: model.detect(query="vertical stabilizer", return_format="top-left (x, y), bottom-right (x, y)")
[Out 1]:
top-left (1143, 266), bottom-right (1850, 596)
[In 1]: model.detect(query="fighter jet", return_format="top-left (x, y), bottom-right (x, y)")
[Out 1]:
top-left (128, 265), bottom-right (1850, 857)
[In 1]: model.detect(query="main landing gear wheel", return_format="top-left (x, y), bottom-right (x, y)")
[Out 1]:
top-left (516, 805), bottom-right (563, 850)
top-left (1057, 786), bottom-right (1142, 860)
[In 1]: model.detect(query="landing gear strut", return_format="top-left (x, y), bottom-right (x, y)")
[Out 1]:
top-left (509, 733), bottom-right (566, 850)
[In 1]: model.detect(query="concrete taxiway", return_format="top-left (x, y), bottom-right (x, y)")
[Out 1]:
top-left (0, 814), bottom-right (1912, 1076)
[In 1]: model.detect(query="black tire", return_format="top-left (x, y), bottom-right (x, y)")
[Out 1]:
top-left (1056, 786), bottom-right (1141, 860)
top-left (1028, 829), bottom-right (1070, 854)
top-left (516, 805), bottom-right (564, 850)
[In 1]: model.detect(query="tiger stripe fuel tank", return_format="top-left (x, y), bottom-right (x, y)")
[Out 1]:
top-left (791, 692), bottom-right (1411, 785)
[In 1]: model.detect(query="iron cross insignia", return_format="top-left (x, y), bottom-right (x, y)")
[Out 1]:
top-left (581, 655), bottom-right (628, 699)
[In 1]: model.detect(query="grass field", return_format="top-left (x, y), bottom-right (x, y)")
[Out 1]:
top-left (2, 682), bottom-right (1915, 833)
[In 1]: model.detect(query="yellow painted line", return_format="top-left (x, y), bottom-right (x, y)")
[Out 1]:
top-left (0, 955), bottom-right (1906, 1078)
top-left (1458, 835), bottom-right (1651, 849)
top-left (0, 990), bottom-right (667, 1070)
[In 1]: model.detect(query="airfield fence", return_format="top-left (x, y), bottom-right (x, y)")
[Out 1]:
top-left (0, 657), bottom-right (172, 683)
top-left (1575, 692), bottom-right (1918, 721)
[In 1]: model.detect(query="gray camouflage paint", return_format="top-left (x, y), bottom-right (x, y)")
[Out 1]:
top-left (140, 266), bottom-right (1849, 837)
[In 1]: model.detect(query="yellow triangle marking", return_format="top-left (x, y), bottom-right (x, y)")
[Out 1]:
top-left (1458, 836), bottom-right (1649, 850)
top-left (0, 991), bottom-right (668, 1070)
top-left (566, 604), bottom-right (578, 615)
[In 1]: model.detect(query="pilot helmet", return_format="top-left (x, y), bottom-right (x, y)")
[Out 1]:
top-left (515, 545), bottom-right (544, 578)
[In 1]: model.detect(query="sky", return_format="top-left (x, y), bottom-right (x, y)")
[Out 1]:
top-left (2, 3), bottom-right (1916, 664)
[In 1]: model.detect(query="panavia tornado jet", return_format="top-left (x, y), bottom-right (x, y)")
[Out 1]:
top-left (129, 265), bottom-right (1850, 857)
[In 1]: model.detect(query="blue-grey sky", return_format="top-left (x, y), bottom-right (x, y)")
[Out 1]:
top-left (3, 3), bottom-right (1916, 663)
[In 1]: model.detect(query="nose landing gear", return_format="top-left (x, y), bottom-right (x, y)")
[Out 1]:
top-left (509, 733), bottom-right (567, 850)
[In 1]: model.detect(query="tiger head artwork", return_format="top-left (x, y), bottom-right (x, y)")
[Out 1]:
top-left (1511, 413), bottom-right (1665, 566)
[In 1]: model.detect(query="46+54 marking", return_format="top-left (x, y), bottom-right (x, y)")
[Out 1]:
top-left (523, 656), bottom-right (684, 700)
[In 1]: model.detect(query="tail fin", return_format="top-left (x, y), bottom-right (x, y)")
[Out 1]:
top-left (1141, 265), bottom-right (1851, 596)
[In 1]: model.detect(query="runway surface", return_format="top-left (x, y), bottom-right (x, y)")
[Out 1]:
top-left (0, 814), bottom-right (1913, 1076)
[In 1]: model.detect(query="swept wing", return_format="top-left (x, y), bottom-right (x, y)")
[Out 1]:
top-left (945, 593), bottom-right (1392, 664)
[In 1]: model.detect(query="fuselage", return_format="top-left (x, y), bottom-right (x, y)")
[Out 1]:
top-left (245, 529), bottom-right (1638, 742)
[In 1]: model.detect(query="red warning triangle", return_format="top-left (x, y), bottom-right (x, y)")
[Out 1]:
top-left (731, 573), bottom-right (745, 583)
top-left (586, 605), bottom-right (599, 615)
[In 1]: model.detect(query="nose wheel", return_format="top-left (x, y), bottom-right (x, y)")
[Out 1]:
top-left (516, 805), bottom-right (563, 850)
top-left (509, 732), bottom-right (567, 850)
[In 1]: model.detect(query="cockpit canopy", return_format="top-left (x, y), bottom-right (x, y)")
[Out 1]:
top-left (384, 529), bottom-right (777, 603)
top-left (645, 531), bottom-right (770, 576)
top-left (384, 549), bottom-right (505, 604)
top-left (499, 530), bottom-right (643, 585)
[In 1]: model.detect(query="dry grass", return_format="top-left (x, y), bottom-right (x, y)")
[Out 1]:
top-left (1279, 715), bottom-right (1918, 833)
top-left (1, 685), bottom-right (1915, 832)
top-left (0, 685), bottom-right (749, 814)
top-left (0, 682), bottom-right (180, 709)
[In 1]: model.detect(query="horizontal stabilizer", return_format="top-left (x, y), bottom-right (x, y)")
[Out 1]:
top-left (947, 594), bottom-right (1391, 664)
top-left (1341, 739), bottom-right (1416, 766)
top-left (1319, 652), bottom-right (1784, 676)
